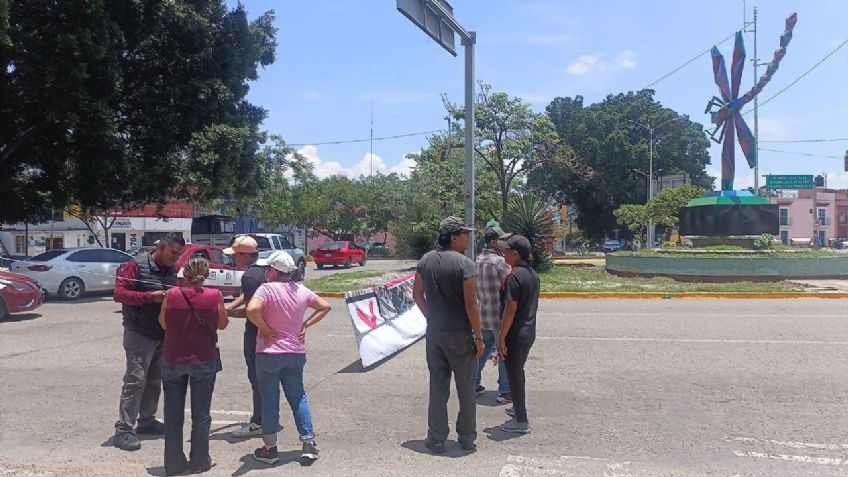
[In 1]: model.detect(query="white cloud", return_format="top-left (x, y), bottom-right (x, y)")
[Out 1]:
top-left (566, 55), bottom-right (601, 76)
top-left (291, 146), bottom-right (416, 180)
top-left (757, 117), bottom-right (792, 141)
top-left (566, 50), bottom-right (637, 76)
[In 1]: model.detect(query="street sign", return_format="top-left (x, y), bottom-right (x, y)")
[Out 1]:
top-left (765, 174), bottom-right (814, 190)
top-left (396, 0), bottom-right (457, 56)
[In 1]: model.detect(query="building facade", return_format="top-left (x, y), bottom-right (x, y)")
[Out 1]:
top-left (770, 188), bottom-right (848, 246)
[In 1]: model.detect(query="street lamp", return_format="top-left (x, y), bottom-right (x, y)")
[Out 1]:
top-left (397, 0), bottom-right (477, 258)
top-left (626, 117), bottom-right (678, 247)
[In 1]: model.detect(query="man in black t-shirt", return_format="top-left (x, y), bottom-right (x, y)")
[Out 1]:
top-left (496, 234), bottom-right (540, 434)
top-left (223, 236), bottom-right (268, 438)
top-left (413, 216), bottom-right (485, 454)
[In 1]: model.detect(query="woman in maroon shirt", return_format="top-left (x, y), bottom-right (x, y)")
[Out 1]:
top-left (157, 257), bottom-right (228, 476)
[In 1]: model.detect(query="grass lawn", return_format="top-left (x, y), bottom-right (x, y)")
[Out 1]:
top-left (539, 266), bottom-right (805, 293)
top-left (304, 270), bottom-right (385, 293)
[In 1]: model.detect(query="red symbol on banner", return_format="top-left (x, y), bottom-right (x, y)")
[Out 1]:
top-left (356, 300), bottom-right (379, 329)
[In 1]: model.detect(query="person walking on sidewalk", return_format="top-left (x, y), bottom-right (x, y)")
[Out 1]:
top-left (222, 236), bottom-right (269, 439)
top-left (497, 235), bottom-right (541, 435)
top-left (413, 216), bottom-right (485, 454)
top-left (158, 257), bottom-right (229, 475)
top-left (247, 251), bottom-right (332, 464)
top-left (475, 222), bottom-right (513, 403)
top-left (112, 234), bottom-right (186, 451)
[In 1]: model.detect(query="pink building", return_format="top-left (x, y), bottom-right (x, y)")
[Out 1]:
top-left (770, 188), bottom-right (848, 245)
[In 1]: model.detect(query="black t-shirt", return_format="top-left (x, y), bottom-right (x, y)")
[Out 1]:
top-left (241, 264), bottom-right (267, 331)
top-left (416, 248), bottom-right (478, 333)
top-left (502, 264), bottom-right (540, 343)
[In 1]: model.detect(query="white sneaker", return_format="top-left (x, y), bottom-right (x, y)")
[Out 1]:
top-left (232, 422), bottom-right (263, 438)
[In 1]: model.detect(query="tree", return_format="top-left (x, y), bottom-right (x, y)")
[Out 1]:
top-left (502, 194), bottom-right (557, 272)
top-left (1, 1), bottom-right (277, 223)
top-left (444, 83), bottom-right (586, 220)
top-left (529, 90), bottom-right (714, 240)
top-left (613, 204), bottom-right (648, 239)
top-left (647, 184), bottom-right (704, 229)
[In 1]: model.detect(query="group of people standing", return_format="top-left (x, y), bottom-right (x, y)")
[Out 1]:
top-left (413, 216), bottom-right (540, 453)
top-left (111, 234), bottom-right (329, 475)
top-left (106, 215), bottom-right (540, 473)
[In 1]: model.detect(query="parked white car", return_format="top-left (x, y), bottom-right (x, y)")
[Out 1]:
top-left (10, 247), bottom-right (132, 300)
top-left (232, 233), bottom-right (307, 280)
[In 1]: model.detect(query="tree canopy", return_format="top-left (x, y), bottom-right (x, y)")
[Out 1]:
top-left (0, 0), bottom-right (277, 223)
top-left (529, 90), bottom-right (713, 240)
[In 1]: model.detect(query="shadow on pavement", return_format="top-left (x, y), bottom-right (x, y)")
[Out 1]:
top-left (0, 313), bottom-right (41, 323)
top-left (476, 390), bottom-right (510, 407)
top-left (45, 291), bottom-right (113, 304)
top-left (337, 336), bottom-right (424, 374)
top-left (231, 451), bottom-right (306, 476)
top-left (483, 425), bottom-right (525, 442)
top-left (145, 466), bottom-right (166, 477)
top-left (401, 439), bottom-right (476, 458)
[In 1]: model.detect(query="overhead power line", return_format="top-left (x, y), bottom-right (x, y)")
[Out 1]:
top-left (760, 138), bottom-right (848, 143)
top-left (643, 31), bottom-right (737, 90)
top-left (742, 38), bottom-right (848, 116)
top-left (760, 148), bottom-right (842, 159)
top-left (287, 129), bottom-right (442, 148)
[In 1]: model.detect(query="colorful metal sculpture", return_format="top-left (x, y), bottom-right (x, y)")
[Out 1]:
top-left (705, 13), bottom-right (797, 190)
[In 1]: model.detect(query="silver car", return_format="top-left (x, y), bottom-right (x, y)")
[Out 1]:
top-left (10, 247), bottom-right (132, 300)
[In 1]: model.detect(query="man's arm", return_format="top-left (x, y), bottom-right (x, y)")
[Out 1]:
top-left (225, 293), bottom-right (246, 318)
top-left (497, 298), bottom-right (518, 360)
top-left (412, 272), bottom-right (428, 319)
top-left (114, 261), bottom-right (162, 305)
top-left (462, 277), bottom-right (485, 358)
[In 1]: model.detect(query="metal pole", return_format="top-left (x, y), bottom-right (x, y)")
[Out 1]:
top-left (463, 31), bottom-right (476, 259)
top-left (370, 101), bottom-right (374, 177)
top-left (647, 128), bottom-right (654, 248)
top-left (752, 6), bottom-right (759, 193)
top-left (812, 184), bottom-right (818, 249)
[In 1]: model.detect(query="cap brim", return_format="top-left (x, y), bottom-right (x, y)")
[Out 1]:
top-left (222, 247), bottom-right (236, 255)
top-left (498, 231), bottom-right (514, 239)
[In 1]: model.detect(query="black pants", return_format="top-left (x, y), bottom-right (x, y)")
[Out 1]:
top-left (244, 323), bottom-right (262, 425)
top-left (504, 339), bottom-right (534, 423)
top-left (162, 361), bottom-right (217, 476)
top-left (425, 330), bottom-right (477, 443)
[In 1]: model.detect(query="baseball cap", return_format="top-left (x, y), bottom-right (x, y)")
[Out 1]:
top-left (501, 234), bottom-right (532, 260)
top-left (265, 250), bottom-right (296, 274)
top-left (223, 235), bottom-right (258, 255)
top-left (439, 216), bottom-right (474, 235)
top-left (483, 220), bottom-right (511, 241)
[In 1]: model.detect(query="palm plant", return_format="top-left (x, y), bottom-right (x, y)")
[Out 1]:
top-left (502, 194), bottom-right (556, 272)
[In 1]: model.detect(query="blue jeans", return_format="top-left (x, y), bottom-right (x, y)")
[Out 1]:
top-left (256, 353), bottom-right (314, 446)
top-left (243, 323), bottom-right (261, 425)
top-left (475, 330), bottom-right (510, 395)
top-left (162, 361), bottom-right (217, 476)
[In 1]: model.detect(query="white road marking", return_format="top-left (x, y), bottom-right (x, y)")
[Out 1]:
top-left (728, 436), bottom-right (848, 451)
top-left (535, 336), bottom-right (848, 346)
top-left (0, 467), bottom-right (52, 477)
top-left (538, 312), bottom-right (848, 318)
top-left (498, 455), bottom-right (634, 476)
top-left (733, 450), bottom-right (844, 466)
top-left (186, 409), bottom-right (252, 416)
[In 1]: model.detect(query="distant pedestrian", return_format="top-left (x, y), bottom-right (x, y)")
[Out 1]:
top-left (112, 234), bottom-right (186, 451)
top-left (222, 236), bottom-right (269, 439)
top-left (158, 257), bottom-right (228, 475)
top-left (497, 234), bottom-right (541, 434)
top-left (247, 251), bottom-right (332, 464)
top-left (412, 216), bottom-right (485, 454)
top-left (474, 222), bottom-right (512, 403)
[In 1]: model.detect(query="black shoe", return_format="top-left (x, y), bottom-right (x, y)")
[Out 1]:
top-left (136, 419), bottom-right (165, 435)
top-left (474, 385), bottom-right (485, 396)
top-left (424, 437), bottom-right (445, 454)
top-left (301, 441), bottom-right (319, 461)
top-left (458, 437), bottom-right (476, 451)
top-left (113, 431), bottom-right (141, 451)
top-left (254, 446), bottom-right (280, 465)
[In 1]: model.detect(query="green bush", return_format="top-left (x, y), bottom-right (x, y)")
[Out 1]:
top-left (503, 194), bottom-right (556, 273)
top-left (368, 246), bottom-right (391, 257)
top-left (662, 241), bottom-right (676, 249)
top-left (753, 233), bottom-right (775, 251)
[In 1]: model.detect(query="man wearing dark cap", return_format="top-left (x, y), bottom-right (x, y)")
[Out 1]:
top-left (496, 234), bottom-right (540, 434)
top-left (474, 221), bottom-right (512, 403)
top-left (413, 216), bottom-right (485, 453)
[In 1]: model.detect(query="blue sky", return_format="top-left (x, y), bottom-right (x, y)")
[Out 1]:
top-left (232, 1), bottom-right (847, 189)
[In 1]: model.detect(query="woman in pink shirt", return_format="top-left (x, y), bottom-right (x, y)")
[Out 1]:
top-left (246, 251), bottom-right (331, 465)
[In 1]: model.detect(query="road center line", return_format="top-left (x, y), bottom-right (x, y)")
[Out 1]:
top-left (727, 436), bottom-right (848, 450)
top-left (186, 409), bottom-right (252, 416)
top-left (535, 336), bottom-right (848, 345)
top-left (733, 450), bottom-right (843, 466)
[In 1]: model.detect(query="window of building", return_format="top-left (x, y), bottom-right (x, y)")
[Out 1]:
top-left (818, 208), bottom-right (827, 225)
top-left (15, 235), bottom-right (26, 254)
top-left (840, 210), bottom-right (847, 224)
top-left (779, 208), bottom-right (789, 226)
top-left (779, 230), bottom-right (789, 245)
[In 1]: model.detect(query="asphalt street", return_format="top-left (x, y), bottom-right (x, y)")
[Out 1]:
top-left (304, 258), bottom-right (417, 281)
top-left (2, 296), bottom-right (848, 476)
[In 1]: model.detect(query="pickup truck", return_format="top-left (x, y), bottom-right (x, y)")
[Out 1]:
top-left (232, 233), bottom-right (307, 281)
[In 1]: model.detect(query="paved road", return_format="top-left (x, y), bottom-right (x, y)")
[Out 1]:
top-left (304, 258), bottom-right (417, 281)
top-left (2, 298), bottom-right (848, 476)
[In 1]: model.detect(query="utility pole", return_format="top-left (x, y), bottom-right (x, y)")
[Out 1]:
top-left (744, 5), bottom-right (760, 193)
top-left (370, 101), bottom-right (374, 177)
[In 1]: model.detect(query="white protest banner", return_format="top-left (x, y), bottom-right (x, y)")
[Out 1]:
top-left (344, 273), bottom-right (426, 367)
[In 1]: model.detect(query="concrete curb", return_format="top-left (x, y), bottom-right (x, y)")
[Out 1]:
top-left (316, 291), bottom-right (848, 299)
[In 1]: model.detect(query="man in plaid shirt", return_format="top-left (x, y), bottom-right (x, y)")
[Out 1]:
top-left (475, 222), bottom-right (513, 403)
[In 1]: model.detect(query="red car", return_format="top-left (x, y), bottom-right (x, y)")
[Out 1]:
top-left (0, 270), bottom-right (44, 319)
top-left (313, 241), bottom-right (367, 269)
top-left (175, 244), bottom-right (243, 296)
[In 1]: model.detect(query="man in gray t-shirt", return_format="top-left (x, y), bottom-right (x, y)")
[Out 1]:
top-left (413, 216), bottom-right (485, 454)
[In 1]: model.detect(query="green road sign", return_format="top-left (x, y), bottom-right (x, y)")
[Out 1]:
top-left (765, 174), bottom-right (814, 190)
